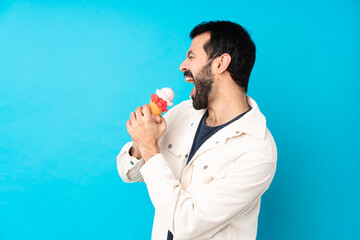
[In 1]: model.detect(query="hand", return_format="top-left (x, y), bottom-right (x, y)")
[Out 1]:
top-left (129, 114), bottom-right (163, 159)
top-left (129, 113), bottom-right (163, 159)
top-left (126, 105), bottom-right (167, 161)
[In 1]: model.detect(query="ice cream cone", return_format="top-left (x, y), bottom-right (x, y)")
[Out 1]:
top-left (149, 100), bottom-right (163, 116)
top-left (148, 88), bottom-right (174, 116)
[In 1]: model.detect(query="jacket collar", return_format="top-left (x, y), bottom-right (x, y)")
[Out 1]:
top-left (229, 96), bottom-right (267, 140)
top-left (187, 96), bottom-right (267, 142)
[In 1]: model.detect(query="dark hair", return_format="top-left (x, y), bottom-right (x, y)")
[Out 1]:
top-left (190, 21), bottom-right (256, 93)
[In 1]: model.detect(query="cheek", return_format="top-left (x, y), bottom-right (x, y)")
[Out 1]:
top-left (192, 67), bottom-right (202, 78)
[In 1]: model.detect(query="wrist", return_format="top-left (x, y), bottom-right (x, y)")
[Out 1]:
top-left (129, 146), bottom-right (142, 159)
top-left (142, 145), bottom-right (160, 162)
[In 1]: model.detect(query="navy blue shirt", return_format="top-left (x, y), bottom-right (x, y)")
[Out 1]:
top-left (186, 107), bottom-right (252, 165)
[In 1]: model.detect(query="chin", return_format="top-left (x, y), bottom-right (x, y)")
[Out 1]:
top-left (192, 99), bottom-right (207, 110)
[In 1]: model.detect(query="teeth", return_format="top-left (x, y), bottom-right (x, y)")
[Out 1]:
top-left (185, 77), bottom-right (194, 83)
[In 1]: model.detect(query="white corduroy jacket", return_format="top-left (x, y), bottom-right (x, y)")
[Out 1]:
top-left (117, 96), bottom-right (277, 240)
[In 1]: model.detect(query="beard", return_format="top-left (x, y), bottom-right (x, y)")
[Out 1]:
top-left (191, 61), bottom-right (214, 110)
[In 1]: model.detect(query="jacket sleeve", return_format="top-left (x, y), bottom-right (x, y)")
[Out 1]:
top-left (117, 142), bottom-right (145, 183)
top-left (116, 101), bottom-right (187, 183)
top-left (139, 152), bottom-right (276, 239)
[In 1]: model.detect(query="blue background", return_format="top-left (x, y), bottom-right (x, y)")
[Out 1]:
top-left (1, 0), bottom-right (359, 239)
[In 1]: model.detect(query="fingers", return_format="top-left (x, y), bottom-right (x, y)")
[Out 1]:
top-left (130, 111), bottom-right (136, 124)
top-left (151, 115), bottom-right (162, 124)
top-left (129, 105), bottom-right (161, 129)
top-left (126, 119), bottom-right (132, 132)
top-left (142, 104), bottom-right (151, 118)
top-left (159, 116), bottom-right (167, 133)
top-left (135, 106), bottom-right (143, 120)
top-left (130, 106), bottom-right (143, 126)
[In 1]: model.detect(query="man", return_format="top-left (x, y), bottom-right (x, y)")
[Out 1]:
top-left (117, 21), bottom-right (277, 240)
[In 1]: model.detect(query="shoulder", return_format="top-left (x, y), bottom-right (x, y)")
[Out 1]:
top-left (225, 96), bottom-right (277, 165)
top-left (163, 100), bottom-right (193, 122)
top-left (166, 100), bottom-right (193, 113)
top-left (235, 124), bottom-right (277, 168)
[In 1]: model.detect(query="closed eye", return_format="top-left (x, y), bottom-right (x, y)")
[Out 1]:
top-left (187, 50), bottom-right (194, 59)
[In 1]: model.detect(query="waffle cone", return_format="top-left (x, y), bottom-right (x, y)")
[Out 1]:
top-left (149, 100), bottom-right (163, 116)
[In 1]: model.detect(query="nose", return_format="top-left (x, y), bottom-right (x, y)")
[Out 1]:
top-left (179, 58), bottom-right (188, 72)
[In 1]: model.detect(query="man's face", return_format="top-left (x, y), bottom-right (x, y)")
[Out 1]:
top-left (179, 32), bottom-right (215, 110)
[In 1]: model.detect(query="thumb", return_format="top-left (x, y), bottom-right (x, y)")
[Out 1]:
top-left (159, 117), bottom-right (167, 133)
top-left (152, 115), bottom-right (162, 124)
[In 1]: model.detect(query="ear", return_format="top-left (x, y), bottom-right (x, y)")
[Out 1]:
top-left (215, 53), bottom-right (231, 74)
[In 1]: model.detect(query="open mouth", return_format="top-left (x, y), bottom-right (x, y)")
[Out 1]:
top-left (185, 77), bottom-right (195, 83)
top-left (185, 77), bottom-right (196, 98)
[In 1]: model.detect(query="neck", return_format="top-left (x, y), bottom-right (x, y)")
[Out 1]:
top-left (205, 89), bottom-right (249, 127)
